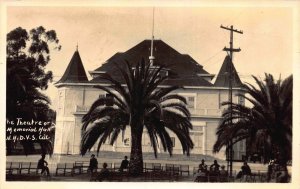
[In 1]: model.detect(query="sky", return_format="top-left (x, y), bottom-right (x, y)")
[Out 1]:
top-left (6, 5), bottom-right (295, 107)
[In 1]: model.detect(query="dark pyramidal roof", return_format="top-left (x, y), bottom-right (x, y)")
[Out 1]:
top-left (91, 39), bottom-right (213, 87)
top-left (57, 50), bottom-right (88, 83)
top-left (214, 55), bottom-right (243, 87)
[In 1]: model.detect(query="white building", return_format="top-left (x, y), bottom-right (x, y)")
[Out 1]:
top-left (53, 39), bottom-right (245, 160)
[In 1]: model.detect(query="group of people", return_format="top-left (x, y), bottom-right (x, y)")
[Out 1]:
top-left (195, 159), bottom-right (254, 182)
top-left (267, 159), bottom-right (289, 183)
top-left (89, 154), bottom-right (130, 181)
top-left (195, 159), bottom-right (228, 182)
top-left (35, 153), bottom-right (130, 180)
top-left (37, 153), bottom-right (289, 182)
top-left (196, 159), bottom-right (227, 175)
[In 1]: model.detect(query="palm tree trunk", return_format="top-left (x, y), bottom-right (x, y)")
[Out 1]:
top-left (129, 124), bottom-right (144, 176)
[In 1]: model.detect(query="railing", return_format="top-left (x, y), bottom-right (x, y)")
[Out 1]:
top-left (188, 108), bottom-right (222, 117)
top-left (75, 105), bottom-right (222, 117)
top-left (75, 105), bottom-right (90, 113)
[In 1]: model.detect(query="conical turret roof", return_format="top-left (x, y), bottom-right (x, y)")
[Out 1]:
top-left (214, 55), bottom-right (242, 87)
top-left (57, 50), bottom-right (88, 83)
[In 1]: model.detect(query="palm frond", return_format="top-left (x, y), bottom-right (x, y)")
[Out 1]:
top-left (214, 73), bottom-right (292, 164)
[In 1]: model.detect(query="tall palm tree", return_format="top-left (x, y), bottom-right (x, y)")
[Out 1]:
top-left (80, 59), bottom-right (194, 175)
top-left (213, 74), bottom-right (292, 168)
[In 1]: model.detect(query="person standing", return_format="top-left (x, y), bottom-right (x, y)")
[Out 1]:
top-left (89, 154), bottom-right (98, 173)
top-left (119, 156), bottom-right (129, 172)
top-left (38, 154), bottom-right (50, 176)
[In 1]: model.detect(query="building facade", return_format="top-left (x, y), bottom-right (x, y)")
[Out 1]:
top-left (53, 39), bottom-right (245, 160)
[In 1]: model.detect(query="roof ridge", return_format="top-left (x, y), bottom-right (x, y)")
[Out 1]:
top-left (88, 39), bottom-right (214, 87)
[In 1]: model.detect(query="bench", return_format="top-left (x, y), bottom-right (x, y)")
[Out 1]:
top-left (164, 164), bottom-right (180, 180)
top-left (113, 163), bottom-right (121, 171)
top-left (96, 162), bottom-right (113, 172)
top-left (257, 171), bottom-right (268, 182)
top-left (194, 174), bottom-right (208, 182)
top-left (55, 163), bottom-right (74, 176)
top-left (20, 162), bottom-right (31, 174)
top-left (72, 162), bottom-right (84, 174)
top-left (74, 161), bottom-right (90, 173)
top-left (180, 165), bottom-right (189, 176)
top-left (6, 162), bottom-right (12, 174)
top-left (238, 171), bottom-right (262, 182)
top-left (20, 162), bottom-right (50, 175)
top-left (6, 162), bottom-right (21, 175)
top-left (194, 174), bottom-right (230, 182)
top-left (165, 164), bottom-right (174, 171)
top-left (153, 163), bottom-right (162, 171)
top-left (90, 169), bottom-right (128, 182)
top-left (144, 163), bottom-right (153, 172)
top-left (28, 162), bottom-right (40, 174)
top-left (149, 170), bottom-right (176, 181)
top-left (193, 167), bottom-right (199, 176)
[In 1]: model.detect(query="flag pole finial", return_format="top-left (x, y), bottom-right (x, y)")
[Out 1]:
top-left (149, 7), bottom-right (155, 66)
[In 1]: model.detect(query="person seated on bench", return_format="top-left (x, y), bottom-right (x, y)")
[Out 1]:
top-left (198, 159), bottom-right (207, 173)
top-left (194, 165), bottom-right (208, 182)
top-left (89, 154), bottom-right (98, 173)
top-left (119, 156), bottom-right (129, 172)
top-left (219, 165), bottom-right (228, 182)
top-left (210, 160), bottom-right (220, 174)
top-left (236, 161), bottom-right (251, 180)
top-left (219, 165), bottom-right (228, 177)
top-left (96, 163), bottom-right (110, 181)
top-left (38, 154), bottom-right (50, 176)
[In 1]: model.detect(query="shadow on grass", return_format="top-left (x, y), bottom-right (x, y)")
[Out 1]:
top-left (6, 174), bottom-right (42, 181)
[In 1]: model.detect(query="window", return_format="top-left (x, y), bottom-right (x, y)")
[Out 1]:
top-left (193, 126), bottom-right (203, 132)
top-left (187, 96), bottom-right (195, 109)
top-left (238, 96), bottom-right (245, 105)
top-left (171, 137), bottom-right (175, 147)
top-left (58, 91), bottom-right (63, 109)
top-left (239, 140), bottom-right (245, 149)
top-left (99, 93), bottom-right (114, 106)
top-left (193, 133), bottom-right (202, 147)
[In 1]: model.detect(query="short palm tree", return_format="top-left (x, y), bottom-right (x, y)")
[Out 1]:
top-left (213, 74), bottom-right (292, 169)
top-left (80, 59), bottom-right (194, 175)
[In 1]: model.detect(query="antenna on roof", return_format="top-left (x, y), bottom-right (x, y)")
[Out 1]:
top-left (149, 7), bottom-right (155, 66)
top-left (76, 42), bottom-right (78, 51)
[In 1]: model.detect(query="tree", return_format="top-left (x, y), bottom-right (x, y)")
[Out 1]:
top-left (80, 59), bottom-right (194, 175)
top-left (213, 74), bottom-right (292, 169)
top-left (6, 26), bottom-right (61, 155)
